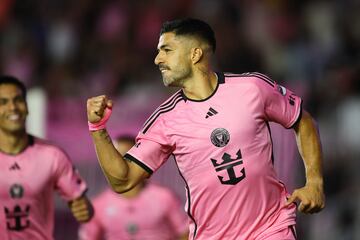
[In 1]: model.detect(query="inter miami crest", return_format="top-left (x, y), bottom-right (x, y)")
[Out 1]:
top-left (210, 128), bottom-right (230, 147)
top-left (9, 184), bottom-right (24, 199)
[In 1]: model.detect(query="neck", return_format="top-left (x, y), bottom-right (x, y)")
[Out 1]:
top-left (182, 69), bottom-right (217, 100)
top-left (0, 130), bottom-right (29, 154)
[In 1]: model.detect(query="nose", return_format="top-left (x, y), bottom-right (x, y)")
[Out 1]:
top-left (154, 52), bottom-right (163, 66)
top-left (8, 100), bottom-right (17, 110)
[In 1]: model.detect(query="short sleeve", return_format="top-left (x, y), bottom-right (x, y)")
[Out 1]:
top-left (53, 148), bottom-right (87, 201)
top-left (125, 118), bottom-right (173, 174)
top-left (255, 76), bottom-right (302, 128)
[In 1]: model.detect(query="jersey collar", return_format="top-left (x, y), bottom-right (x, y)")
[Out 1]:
top-left (0, 135), bottom-right (35, 156)
top-left (181, 72), bottom-right (224, 102)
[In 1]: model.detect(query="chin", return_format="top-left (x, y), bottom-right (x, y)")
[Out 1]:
top-left (162, 77), bottom-right (173, 87)
top-left (163, 78), bottom-right (183, 88)
top-left (162, 79), bottom-right (169, 87)
top-left (5, 125), bottom-right (26, 134)
top-left (164, 81), bottom-right (179, 88)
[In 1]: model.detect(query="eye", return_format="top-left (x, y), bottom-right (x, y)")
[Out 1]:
top-left (0, 99), bottom-right (7, 105)
top-left (14, 96), bottom-right (26, 104)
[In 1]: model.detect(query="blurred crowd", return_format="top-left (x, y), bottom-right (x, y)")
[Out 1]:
top-left (1, 0), bottom-right (359, 239)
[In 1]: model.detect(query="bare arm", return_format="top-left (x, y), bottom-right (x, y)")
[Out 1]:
top-left (286, 110), bottom-right (325, 213)
top-left (87, 95), bottom-right (149, 193)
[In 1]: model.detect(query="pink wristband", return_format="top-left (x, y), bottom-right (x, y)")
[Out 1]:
top-left (88, 107), bottom-right (112, 131)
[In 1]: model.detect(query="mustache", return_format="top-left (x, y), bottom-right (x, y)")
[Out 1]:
top-left (158, 64), bottom-right (170, 71)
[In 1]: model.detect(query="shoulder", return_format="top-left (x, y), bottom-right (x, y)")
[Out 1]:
top-left (93, 189), bottom-right (117, 206)
top-left (149, 90), bottom-right (184, 117)
top-left (31, 136), bottom-right (68, 157)
top-left (90, 189), bottom-right (123, 211)
top-left (141, 90), bottom-right (185, 134)
top-left (222, 72), bottom-right (275, 87)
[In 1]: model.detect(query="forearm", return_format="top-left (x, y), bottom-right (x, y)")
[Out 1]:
top-left (286, 110), bottom-right (325, 213)
top-left (294, 110), bottom-right (324, 186)
top-left (91, 129), bottom-right (130, 187)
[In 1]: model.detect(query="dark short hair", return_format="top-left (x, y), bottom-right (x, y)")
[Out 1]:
top-left (0, 76), bottom-right (27, 98)
top-left (115, 135), bottom-right (136, 145)
top-left (160, 18), bottom-right (216, 52)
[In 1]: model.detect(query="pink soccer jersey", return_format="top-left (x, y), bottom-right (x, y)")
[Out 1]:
top-left (78, 183), bottom-right (188, 240)
top-left (126, 72), bottom-right (302, 240)
top-left (0, 136), bottom-right (87, 240)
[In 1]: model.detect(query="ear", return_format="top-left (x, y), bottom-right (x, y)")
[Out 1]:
top-left (191, 47), bottom-right (203, 64)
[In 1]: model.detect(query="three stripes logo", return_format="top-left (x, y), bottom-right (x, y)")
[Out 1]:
top-left (9, 162), bottom-right (21, 171)
top-left (205, 107), bottom-right (218, 119)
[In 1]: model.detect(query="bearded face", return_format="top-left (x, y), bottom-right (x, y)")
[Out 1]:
top-left (154, 32), bottom-right (194, 87)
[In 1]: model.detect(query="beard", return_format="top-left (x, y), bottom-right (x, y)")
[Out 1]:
top-left (161, 66), bottom-right (192, 87)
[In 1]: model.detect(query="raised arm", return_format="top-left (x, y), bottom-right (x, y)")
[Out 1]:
top-left (87, 95), bottom-right (149, 193)
top-left (286, 110), bottom-right (325, 213)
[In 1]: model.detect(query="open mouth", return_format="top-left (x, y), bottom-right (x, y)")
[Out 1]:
top-left (159, 65), bottom-right (170, 73)
top-left (7, 114), bottom-right (23, 122)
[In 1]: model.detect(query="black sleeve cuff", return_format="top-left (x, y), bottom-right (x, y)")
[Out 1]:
top-left (287, 99), bottom-right (303, 129)
top-left (123, 153), bottom-right (153, 175)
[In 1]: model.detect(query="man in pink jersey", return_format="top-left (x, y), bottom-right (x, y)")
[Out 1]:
top-left (0, 76), bottom-right (94, 240)
top-left (79, 135), bottom-right (188, 240)
top-left (86, 19), bottom-right (325, 239)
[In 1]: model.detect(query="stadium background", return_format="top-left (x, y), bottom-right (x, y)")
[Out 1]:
top-left (1, 0), bottom-right (359, 239)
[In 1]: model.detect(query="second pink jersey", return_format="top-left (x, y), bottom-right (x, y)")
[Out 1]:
top-left (79, 183), bottom-right (188, 240)
top-left (0, 136), bottom-right (87, 240)
top-left (126, 72), bottom-right (301, 240)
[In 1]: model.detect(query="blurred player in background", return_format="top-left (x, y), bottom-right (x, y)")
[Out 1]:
top-left (79, 135), bottom-right (188, 240)
top-left (87, 18), bottom-right (325, 240)
top-left (0, 76), bottom-right (93, 240)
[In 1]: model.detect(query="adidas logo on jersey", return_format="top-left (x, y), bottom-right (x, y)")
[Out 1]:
top-left (9, 162), bottom-right (21, 171)
top-left (205, 107), bottom-right (218, 119)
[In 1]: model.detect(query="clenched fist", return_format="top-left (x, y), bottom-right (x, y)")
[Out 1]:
top-left (68, 196), bottom-right (94, 223)
top-left (87, 95), bottom-right (113, 123)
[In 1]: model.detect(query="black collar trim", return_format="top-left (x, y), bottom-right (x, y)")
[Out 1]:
top-left (181, 72), bottom-right (224, 102)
